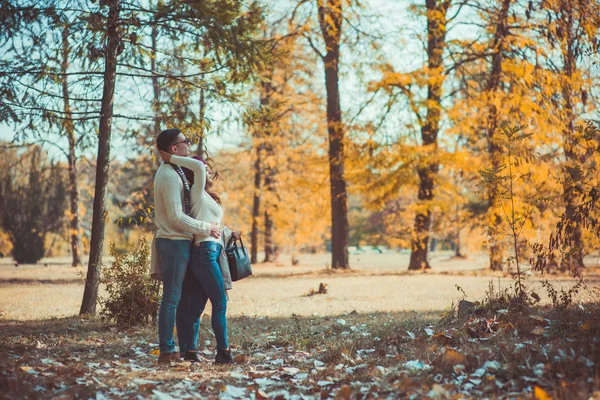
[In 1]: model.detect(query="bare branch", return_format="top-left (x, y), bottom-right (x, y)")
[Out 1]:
top-left (303, 32), bottom-right (326, 60)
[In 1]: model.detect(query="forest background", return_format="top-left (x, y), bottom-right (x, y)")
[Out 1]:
top-left (1, 0), bottom-right (599, 308)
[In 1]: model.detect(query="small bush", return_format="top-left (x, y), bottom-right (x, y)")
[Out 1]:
top-left (100, 237), bottom-right (161, 327)
top-left (541, 278), bottom-right (585, 310)
top-left (0, 146), bottom-right (67, 264)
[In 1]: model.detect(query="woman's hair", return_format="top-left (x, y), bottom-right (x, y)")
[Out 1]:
top-left (182, 156), bottom-right (221, 205)
top-left (156, 128), bottom-right (181, 152)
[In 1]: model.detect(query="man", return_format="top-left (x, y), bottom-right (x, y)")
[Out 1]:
top-left (153, 128), bottom-right (220, 364)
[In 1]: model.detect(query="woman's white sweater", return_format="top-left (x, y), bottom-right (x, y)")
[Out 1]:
top-left (170, 155), bottom-right (223, 246)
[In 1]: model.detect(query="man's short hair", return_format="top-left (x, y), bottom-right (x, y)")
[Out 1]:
top-left (156, 128), bottom-right (181, 152)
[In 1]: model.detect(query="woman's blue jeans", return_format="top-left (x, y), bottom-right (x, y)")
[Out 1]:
top-left (177, 241), bottom-right (229, 352)
top-left (155, 238), bottom-right (191, 354)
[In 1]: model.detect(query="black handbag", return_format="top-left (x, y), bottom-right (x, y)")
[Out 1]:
top-left (225, 233), bottom-right (252, 281)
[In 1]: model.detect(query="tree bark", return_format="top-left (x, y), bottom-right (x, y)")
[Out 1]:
top-left (454, 204), bottom-right (463, 258)
top-left (560, 9), bottom-right (585, 272)
top-left (263, 207), bottom-right (275, 262)
top-left (408, 0), bottom-right (449, 270)
top-left (251, 140), bottom-right (261, 264)
top-left (61, 26), bottom-right (82, 267)
top-left (80, 0), bottom-right (121, 316)
top-left (260, 79), bottom-right (278, 262)
top-left (263, 150), bottom-right (277, 262)
top-left (150, 22), bottom-right (163, 166)
top-left (486, 0), bottom-right (511, 271)
top-left (317, 0), bottom-right (349, 269)
top-left (151, 24), bottom-right (161, 137)
top-left (197, 88), bottom-right (205, 157)
top-left (251, 78), bottom-right (270, 264)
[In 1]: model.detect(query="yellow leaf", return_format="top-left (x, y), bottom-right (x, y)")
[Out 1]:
top-left (534, 386), bottom-right (552, 400)
top-left (150, 349), bottom-right (160, 356)
top-left (20, 366), bottom-right (33, 372)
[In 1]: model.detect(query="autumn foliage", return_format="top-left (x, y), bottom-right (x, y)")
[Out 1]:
top-left (0, 1), bottom-right (599, 275)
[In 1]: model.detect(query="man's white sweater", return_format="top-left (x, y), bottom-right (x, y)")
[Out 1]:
top-left (154, 162), bottom-right (211, 240)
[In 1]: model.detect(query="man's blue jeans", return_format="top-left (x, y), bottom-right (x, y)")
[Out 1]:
top-left (155, 238), bottom-right (191, 354)
top-left (178, 241), bottom-right (229, 353)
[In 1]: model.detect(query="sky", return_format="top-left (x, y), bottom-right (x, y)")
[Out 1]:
top-left (2, 0), bottom-right (598, 164)
top-left (0, 0), bottom-right (421, 163)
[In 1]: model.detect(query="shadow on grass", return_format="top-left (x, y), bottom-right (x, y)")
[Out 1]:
top-left (0, 316), bottom-right (112, 356)
top-left (0, 278), bottom-right (84, 286)
top-left (0, 310), bottom-right (444, 352)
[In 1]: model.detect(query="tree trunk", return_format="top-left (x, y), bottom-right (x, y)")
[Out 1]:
top-left (151, 24), bottom-right (161, 136)
top-left (317, 0), bottom-right (349, 269)
top-left (486, 0), bottom-right (511, 271)
top-left (263, 153), bottom-right (277, 262)
top-left (197, 89), bottom-right (205, 157)
top-left (408, 0), bottom-right (449, 270)
top-left (454, 204), bottom-right (463, 258)
top-left (80, 0), bottom-right (121, 316)
top-left (251, 142), bottom-right (261, 264)
top-left (560, 10), bottom-right (585, 272)
top-left (61, 26), bottom-right (82, 267)
top-left (150, 23), bottom-right (162, 166)
top-left (260, 79), bottom-right (278, 263)
top-left (263, 207), bottom-right (275, 262)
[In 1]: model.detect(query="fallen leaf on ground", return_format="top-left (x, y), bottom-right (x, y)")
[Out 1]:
top-left (444, 349), bottom-right (466, 365)
top-left (403, 360), bottom-right (432, 373)
top-left (233, 354), bottom-right (247, 364)
top-left (335, 385), bottom-right (352, 400)
top-left (534, 386), bottom-right (551, 400)
top-left (153, 390), bottom-right (177, 400)
top-left (531, 327), bottom-right (545, 335)
top-left (530, 315), bottom-right (545, 323)
top-left (256, 389), bottom-right (269, 399)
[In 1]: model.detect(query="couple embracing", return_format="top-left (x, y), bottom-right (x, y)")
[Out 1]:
top-left (152, 128), bottom-right (234, 365)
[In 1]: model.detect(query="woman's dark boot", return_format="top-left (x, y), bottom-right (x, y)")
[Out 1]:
top-left (184, 351), bottom-right (201, 363)
top-left (215, 349), bottom-right (233, 364)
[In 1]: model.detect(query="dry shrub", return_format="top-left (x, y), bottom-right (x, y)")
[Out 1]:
top-left (100, 237), bottom-right (161, 327)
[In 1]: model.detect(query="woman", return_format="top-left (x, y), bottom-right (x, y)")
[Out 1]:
top-left (160, 150), bottom-right (233, 364)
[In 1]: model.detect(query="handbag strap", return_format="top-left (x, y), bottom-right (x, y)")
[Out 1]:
top-left (226, 233), bottom-right (244, 249)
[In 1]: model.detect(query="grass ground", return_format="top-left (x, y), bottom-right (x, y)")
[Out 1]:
top-left (1, 252), bottom-right (600, 399)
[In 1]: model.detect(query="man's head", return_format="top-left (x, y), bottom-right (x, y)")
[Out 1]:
top-left (156, 128), bottom-right (191, 157)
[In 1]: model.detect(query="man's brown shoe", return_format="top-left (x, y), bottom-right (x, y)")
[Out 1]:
top-left (158, 352), bottom-right (179, 364)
